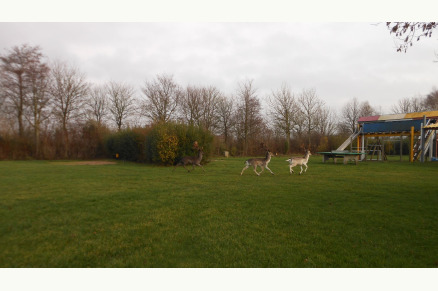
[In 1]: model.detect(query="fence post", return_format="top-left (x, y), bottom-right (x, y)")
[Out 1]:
top-left (410, 126), bottom-right (414, 163)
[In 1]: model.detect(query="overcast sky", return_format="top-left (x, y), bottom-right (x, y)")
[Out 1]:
top-left (1, 5), bottom-right (437, 116)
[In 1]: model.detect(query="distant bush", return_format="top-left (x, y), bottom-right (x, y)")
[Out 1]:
top-left (79, 121), bottom-right (111, 159)
top-left (144, 123), bottom-right (179, 165)
top-left (230, 146), bottom-right (237, 157)
top-left (0, 134), bottom-right (33, 160)
top-left (105, 129), bottom-right (144, 162)
top-left (145, 122), bottom-right (213, 165)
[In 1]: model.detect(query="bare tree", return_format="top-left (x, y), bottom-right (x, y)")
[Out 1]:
top-left (410, 95), bottom-right (427, 112)
top-left (200, 86), bottom-right (221, 133)
top-left (0, 79), bottom-right (17, 135)
top-left (297, 88), bottom-right (325, 146)
top-left (291, 106), bottom-right (306, 140)
top-left (340, 97), bottom-right (376, 134)
top-left (0, 44), bottom-right (45, 137)
top-left (50, 61), bottom-right (89, 158)
top-left (180, 85), bottom-right (203, 126)
top-left (386, 22), bottom-right (436, 53)
top-left (359, 100), bottom-right (377, 117)
top-left (216, 95), bottom-right (235, 147)
top-left (424, 88), bottom-right (438, 110)
top-left (180, 84), bottom-right (221, 132)
top-left (391, 95), bottom-right (426, 114)
top-left (315, 106), bottom-right (337, 136)
top-left (391, 97), bottom-right (412, 114)
top-left (142, 74), bottom-right (182, 123)
top-left (0, 81), bottom-right (4, 114)
top-left (106, 81), bottom-right (136, 131)
top-left (86, 84), bottom-right (108, 125)
top-left (267, 83), bottom-right (299, 154)
top-left (24, 56), bottom-right (51, 158)
top-left (234, 80), bottom-right (263, 155)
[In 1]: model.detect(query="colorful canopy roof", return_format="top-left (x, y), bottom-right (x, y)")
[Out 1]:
top-left (362, 119), bottom-right (423, 133)
top-left (423, 123), bottom-right (438, 129)
top-left (358, 110), bottom-right (438, 123)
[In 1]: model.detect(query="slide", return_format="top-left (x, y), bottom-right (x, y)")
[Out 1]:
top-left (336, 131), bottom-right (361, 151)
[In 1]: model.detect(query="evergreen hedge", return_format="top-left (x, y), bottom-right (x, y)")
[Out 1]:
top-left (105, 130), bottom-right (144, 162)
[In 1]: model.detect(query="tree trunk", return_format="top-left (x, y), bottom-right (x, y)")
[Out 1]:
top-left (63, 120), bottom-right (69, 158)
top-left (33, 106), bottom-right (40, 158)
top-left (18, 74), bottom-right (24, 137)
top-left (35, 126), bottom-right (40, 158)
top-left (285, 131), bottom-right (291, 154)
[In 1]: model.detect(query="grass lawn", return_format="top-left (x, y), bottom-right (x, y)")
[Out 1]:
top-left (0, 156), bottom-right (437, 267)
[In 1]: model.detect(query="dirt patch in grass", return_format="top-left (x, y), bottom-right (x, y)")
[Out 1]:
top-left (51, 161), bottom-right (117, 166)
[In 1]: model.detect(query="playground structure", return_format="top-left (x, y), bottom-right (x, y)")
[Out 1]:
top-left (320, 110), bottom-right (438, 163)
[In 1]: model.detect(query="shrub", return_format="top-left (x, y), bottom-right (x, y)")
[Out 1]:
top-left (145, 122), bottom-right (213, 165)
top-left (0, 134), bottom-right (33, 160)
top-left (79, 121), bottom-right (111, 159)
top-left (105, 129), bottom-right (144, 162)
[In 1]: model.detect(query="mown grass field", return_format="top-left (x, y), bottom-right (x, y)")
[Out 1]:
top-left (0, 156), bottom-right (437, 267)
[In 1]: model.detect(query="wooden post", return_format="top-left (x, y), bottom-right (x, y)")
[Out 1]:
top-left (420, 116), bottom-right (425, 163)
top-left (410, 126), bottom-right (414, 163)
top-left (400, 134), bottom-right (403, 162)
top-left (357, 135), bottom-right (360, 153)
top-left (365, 135), bottom-right (368, 162)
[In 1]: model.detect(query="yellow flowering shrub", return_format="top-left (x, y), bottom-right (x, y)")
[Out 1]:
top-left (156, 134), bottom-right (179, 165)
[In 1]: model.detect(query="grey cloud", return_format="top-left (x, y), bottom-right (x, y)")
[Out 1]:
top-left (1, 22), bottom-right (436, 113)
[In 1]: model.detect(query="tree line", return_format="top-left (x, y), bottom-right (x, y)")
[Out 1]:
top-left (1, 44), bottom-right (437, 160)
